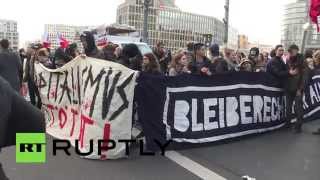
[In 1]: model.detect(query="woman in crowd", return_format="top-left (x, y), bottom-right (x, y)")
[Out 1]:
top-left (313, 50), bottom-right (320, 70)
top-left (263, 52), bottom-right (270, 62)
top-left (168, 52), bottom-right (190, 76)
top-left (189, 43), bottom-right (211, 76)
top-left (255, 53), bottom-right (267, 72)
top-left (224, 48), bottom-right (238, 72)
top-left (142, 53), bottom-right (161, 75)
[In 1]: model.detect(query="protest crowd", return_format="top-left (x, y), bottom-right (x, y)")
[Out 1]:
top-left (1, 29), bottom-right (320, 179)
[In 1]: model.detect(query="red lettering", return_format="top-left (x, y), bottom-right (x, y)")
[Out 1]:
top-left (100, 123), bottom-right (111, 160)
top-left (79, 114), bottom-right (94, 148)
top-left (58, 108), bottom-right (67, 129)
top-left (47, 104), bottom-right (55, 128)
top-left (70, 108), bottom-right (78, 137)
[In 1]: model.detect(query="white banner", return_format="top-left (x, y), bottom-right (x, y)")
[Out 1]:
top-left (35, 57), bottom-right (138, 159)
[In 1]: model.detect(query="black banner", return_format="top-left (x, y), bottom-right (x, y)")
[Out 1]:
top-left (299, 71), bottom-right (320, 122)
top-left (136, 71), bottom-right (320, 151)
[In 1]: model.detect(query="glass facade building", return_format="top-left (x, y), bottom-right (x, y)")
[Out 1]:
top-left (282, 0), bottom-right (320, 49)
top-left (0, 19), bottom-right (19, 51)
top-left (44, 24), bottom-right (93, 51)
top-left (117, 0), bottom-right (237, 51)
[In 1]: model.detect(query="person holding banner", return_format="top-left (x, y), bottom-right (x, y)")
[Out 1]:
top-left (168, 51), bottom-right (190, 76)
top-left (65, 43), bottom-right (80, 59)
top-left (267, 45), bottom-right (301, 131)
top-left (286, 44), bottom-right (307, 133)
top-left (142, 53), bottom-right (162, 75)
top-left (80, 31), bottom-right (104, 59)
top-left (189, 43), bottom-right (212, 76)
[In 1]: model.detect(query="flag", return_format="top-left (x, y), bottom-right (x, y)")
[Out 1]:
top-left (159, 0), bottom-right (165, 10)
top-left (309, 0), bottom-right (320, 31)
top-left (42, 32), bottom-right (51, 49)
top-left (57, 33), bottom-right (69, 49)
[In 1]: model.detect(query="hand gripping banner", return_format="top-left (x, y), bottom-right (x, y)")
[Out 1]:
top-left (35, 57), bottom-right (138, 159)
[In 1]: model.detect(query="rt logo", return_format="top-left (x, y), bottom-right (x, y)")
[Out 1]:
top-left (16, 133), bottom-right (46, 163)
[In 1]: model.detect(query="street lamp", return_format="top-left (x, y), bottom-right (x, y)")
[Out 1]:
top-left (143, 0), bottom-right (152, 43)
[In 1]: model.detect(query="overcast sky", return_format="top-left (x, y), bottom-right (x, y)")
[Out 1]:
top-left (0, 0), bottom-right (296, 46)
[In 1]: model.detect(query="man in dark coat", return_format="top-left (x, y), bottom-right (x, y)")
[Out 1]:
top-left (80, 31), bottom-right (105, 59)
top-left (0, 39), bottom-right (22, 92)
top-left (209, 44), bottom-right (228, 74)
top-left (267, 44), bottom-right (302, 133)
top-left (285, 44), bottom-right (307, 133)
top-left (0, 76), bottom-right (45, 180)
top-left (120, 43), bottom-right (143, 71)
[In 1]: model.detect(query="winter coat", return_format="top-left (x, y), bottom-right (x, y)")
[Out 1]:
top-left (0, 49), bottom-right (22, 91)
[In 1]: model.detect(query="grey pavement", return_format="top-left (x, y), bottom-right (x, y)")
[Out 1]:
top-left (1, 120), bottom-right (320, 180)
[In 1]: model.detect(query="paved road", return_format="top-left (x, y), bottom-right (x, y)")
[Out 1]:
top-left (1, 120), bottom-right (320, 180)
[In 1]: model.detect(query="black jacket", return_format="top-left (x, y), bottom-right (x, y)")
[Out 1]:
top-left (287, 54), bottom-right (307, 92)
top-left (0, 49), bottom-right (22, 91)
top-left (267, 56), bottom-right (289, 79)
top-left (0, 76), bottom-right (45, 148)
top-left (209, 57), bottom-right (228, 74)
top-left (189, 57), bottom-right (211, 75)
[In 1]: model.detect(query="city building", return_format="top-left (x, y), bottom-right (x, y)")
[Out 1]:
top-left (44, 24), bottom-right (94, 51)
top-left (249, 42), bottom-right (273, 53)
top-left (0, 19), bottom-right (19, 51)
top-left (238, 34), bottom-right (249, 50)
top-left (23, 40), bottom-right (41, 49)
top-left (228, 27), bottom-right (239, 50)
top-left (282, 0), bottom-right (320, 50)
top-left (117, 0), bottom-right (237, 51)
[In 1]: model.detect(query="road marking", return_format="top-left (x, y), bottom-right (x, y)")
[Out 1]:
top-left (165, 151), bottom-right (226, 180)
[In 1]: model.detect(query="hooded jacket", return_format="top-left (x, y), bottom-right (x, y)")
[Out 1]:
top-left (120, 44), bottom-right (143, 71)
top-left (81, 31), bottom-right (104, 59)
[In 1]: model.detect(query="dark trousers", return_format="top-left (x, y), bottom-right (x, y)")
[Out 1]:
top-left (286, 92), bottom-right (303, 129)
top-left (27, 79), bottom-right (42, 108)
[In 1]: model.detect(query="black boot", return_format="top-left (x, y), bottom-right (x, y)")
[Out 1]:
top-left (0, 163), bottom-right (9, 180)
top-left (293, 125), bottom-right (302, 134)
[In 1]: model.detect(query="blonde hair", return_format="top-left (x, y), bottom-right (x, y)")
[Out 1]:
top-left (313, 50), bottom-right (320, 67)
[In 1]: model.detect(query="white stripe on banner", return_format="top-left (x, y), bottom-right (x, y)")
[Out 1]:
top-left (172, 123), bottom-right (285, 143)
top-left (291, 106), bottom-right (320, 122)
top-left (167, 84), bottom-right (283, 93)
top-left (165, 151), bottom-right (226, 180)
top-left (312, 75), bottom-right (320, 80)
